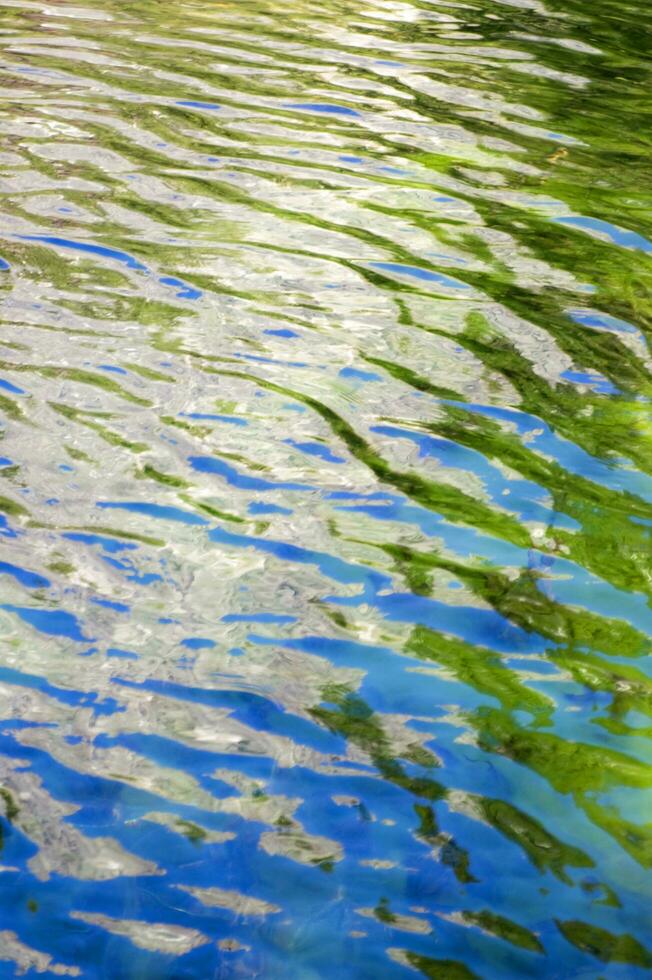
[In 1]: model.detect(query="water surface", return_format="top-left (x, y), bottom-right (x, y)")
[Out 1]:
top-left (0, 0), bottom-right (651, 975)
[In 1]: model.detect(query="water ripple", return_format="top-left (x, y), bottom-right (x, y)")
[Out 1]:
top-left (0, 0), bottom-right (651, 976)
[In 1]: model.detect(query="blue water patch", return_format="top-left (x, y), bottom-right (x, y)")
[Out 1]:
top-left (0, 666), bottom-right (121, 714)
top-left (90, 597), bottom-right (130, 614)
top-left (17, 234), bottom-right (149, 270)
top-left (248, 501), bottom-right (292, 516)
top-left (0, 516), bottom-right (18, 539)
top-left (176, 100), bottom-right (221, 110)
top-left (339, 366), bottom-right (381, 383)
top-left (568, 308), bottom-right (640, 334)
top-left (236, 352), bottom-right (309, 369)
top-left (365, 591), bottom-right (548, 654)
top-left (0, 256), bottom-right (10, 270)
top-left (189, 455), bottom-right (316, 492)
top-left (0, 377), bottom-right (25, 394)
top-left (335, 498), bottom-right (536, 565)
top-left (209, 526), bottom-right (392, 591)
top-left (101, 555), bottom-right (163, 586)
top-left (534, 557), bottom-right (652, 637)
top-left (179, 412), bottom-right (247, 426)
top-left (554, 215), bottom-right (652, 252)
top-left (248, 633), bottom-right (506, 719)
top-left (180, 637), bottom-right (216, 650)
top-left (4, 6), bottom-right (652, 975)
top-left (449, 401), bottom-right (652, 502)
top-left (0, 561), bottom-right (50, 590)
top-left (285, 102), bottom-right (361, 117)
top-left (1, 604), bottom-right (91, 641)
top-left (98, 364), bottom-right (128, 375)
top-left (264, 328), bottom-right (298, 338)
top-left (284, 439), bottom-right (345, 464)
top-left (158, 275), bottom-right (202, 300)
top-left (113, 677), bottom-right (346, 753)
top-left (107, 648), bottom-right (139, 660)
top-left (371, 424), bottom-right (572, 526)
top-left (561, 368), bottom-right (620, 395)
top-left (370, 261), bottom-right (470, 290)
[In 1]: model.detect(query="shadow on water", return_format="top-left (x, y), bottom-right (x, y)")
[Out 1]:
top-left (0, 0), bottom-right (651, 975)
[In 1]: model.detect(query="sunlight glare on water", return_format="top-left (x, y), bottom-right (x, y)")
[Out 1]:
top-left (0, 0), bottom-right (651, 976)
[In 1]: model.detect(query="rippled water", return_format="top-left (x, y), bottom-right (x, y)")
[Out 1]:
top-left (0, 0), bottom-right (651, 975)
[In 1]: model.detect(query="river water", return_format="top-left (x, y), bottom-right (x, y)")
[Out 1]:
top-left (0, 0), bottom-right (651, 976)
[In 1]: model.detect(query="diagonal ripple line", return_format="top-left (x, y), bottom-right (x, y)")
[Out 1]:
top-left (0, 0), bottom-right (651, 976)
